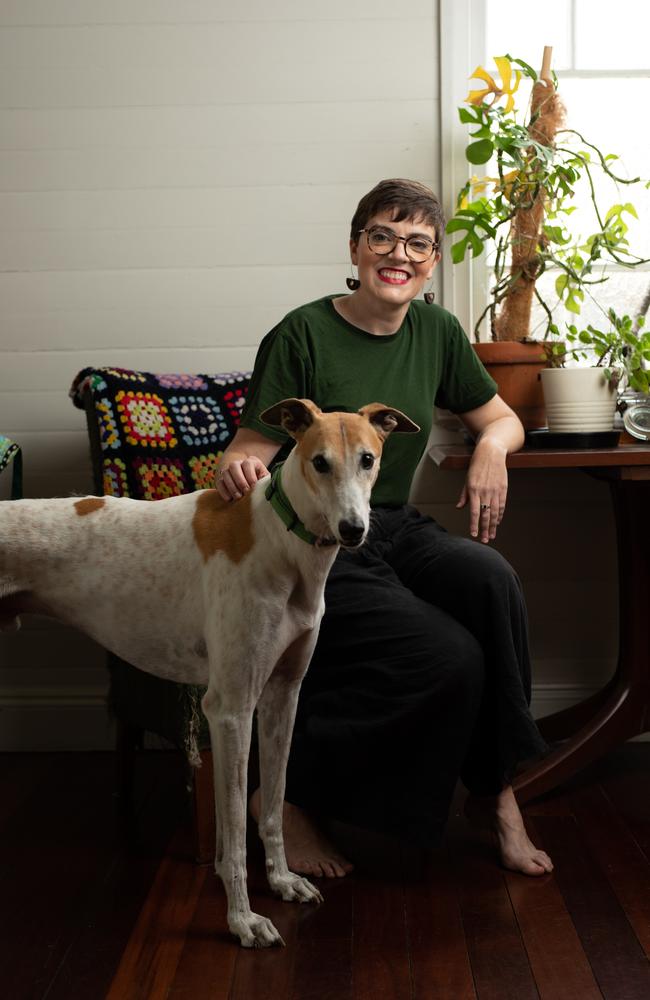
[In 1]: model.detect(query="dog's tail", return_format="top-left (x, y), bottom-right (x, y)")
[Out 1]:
top-left (184, 688), bottom-right (203, 768)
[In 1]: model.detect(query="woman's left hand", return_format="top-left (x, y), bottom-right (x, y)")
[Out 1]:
top-left (456, 438), bottom-right (509, 543)
top-left (456, 395), bottom-right (524, 544)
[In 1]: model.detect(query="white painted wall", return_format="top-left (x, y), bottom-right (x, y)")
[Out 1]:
top-left (0, 0), bottom-right (618, 750)
top-left (0, 0), bottom-right (444, 748)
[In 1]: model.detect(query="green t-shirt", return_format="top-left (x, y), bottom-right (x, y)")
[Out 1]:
top-left (240, 295), bottom-right (497, 506)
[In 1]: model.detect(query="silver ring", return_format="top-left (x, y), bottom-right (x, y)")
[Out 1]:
top-left (480, 503), bottom-right (490, 510)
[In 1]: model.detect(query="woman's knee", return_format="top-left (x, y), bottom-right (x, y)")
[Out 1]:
top-left (455, 545), bottom-right (525, 617)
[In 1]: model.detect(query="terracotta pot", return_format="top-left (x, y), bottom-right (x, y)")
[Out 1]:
top-left (473, 341), bottom-right (549, 430)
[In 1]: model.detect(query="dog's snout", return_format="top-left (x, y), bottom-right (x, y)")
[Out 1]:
top-left (338, 519), bottom-right (365, 547)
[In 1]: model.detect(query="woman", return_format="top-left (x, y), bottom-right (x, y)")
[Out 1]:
top-left (216, 179), bottom-right (553, 878)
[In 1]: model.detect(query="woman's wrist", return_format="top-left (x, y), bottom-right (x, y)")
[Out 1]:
top-left (475, 416), bottom-right (524, 455)
top-left (474, 435), bottom-right (508, 457)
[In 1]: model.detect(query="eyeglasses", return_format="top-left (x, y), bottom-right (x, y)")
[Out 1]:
top-left (358, 226), bottom-right (439, 263)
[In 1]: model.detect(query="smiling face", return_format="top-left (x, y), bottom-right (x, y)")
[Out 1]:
top-left (350, 209), bottom-right (441, 310)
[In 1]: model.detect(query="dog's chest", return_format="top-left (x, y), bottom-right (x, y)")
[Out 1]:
top-left (286, 575), bottom-right (324, 632)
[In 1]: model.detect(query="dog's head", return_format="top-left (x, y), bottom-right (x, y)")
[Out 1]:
top-left (260, 399), bottom-right (419, 548)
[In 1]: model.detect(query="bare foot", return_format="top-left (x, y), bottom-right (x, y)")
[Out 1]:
top-left (249, 788), bottom-right (354, 879)
top-left (464, 785), bottom-right (554, 877)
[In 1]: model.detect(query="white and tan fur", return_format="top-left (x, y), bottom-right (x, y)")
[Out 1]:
top-left (0, 398), bottom-right (418, 948)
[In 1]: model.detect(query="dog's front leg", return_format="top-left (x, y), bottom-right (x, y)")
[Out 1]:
top-left (256, 630), bottom-right (324, 906)
top-left (202, 670), bottom-right (284, 949)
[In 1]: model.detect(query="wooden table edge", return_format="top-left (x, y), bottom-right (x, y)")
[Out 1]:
top-left (428, 443), bottom-right (650, 473)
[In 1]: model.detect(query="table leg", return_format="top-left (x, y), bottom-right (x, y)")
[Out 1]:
top-left (514, 477), bottom-right (650, 804)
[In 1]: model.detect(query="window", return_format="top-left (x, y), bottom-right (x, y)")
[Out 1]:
top-left (441, 0), bottom-right (650, 338)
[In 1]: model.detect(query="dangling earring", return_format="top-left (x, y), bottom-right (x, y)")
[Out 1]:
top-left (346, 266), bottom-right (360, 291)
top-left (424, 284), bottom-right (435, 305)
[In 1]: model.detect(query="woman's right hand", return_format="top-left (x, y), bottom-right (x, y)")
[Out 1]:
top-left (216, 455), bottom-right (270, 502)
top-left (214, 427), bottom-right (281, 502)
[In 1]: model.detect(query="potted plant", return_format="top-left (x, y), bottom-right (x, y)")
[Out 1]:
top-left (447, 46), bottom-right (649, 429)
top-left (541, 308), bottom-right (650, 435)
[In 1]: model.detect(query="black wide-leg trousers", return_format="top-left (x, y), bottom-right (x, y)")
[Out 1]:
top-left (283, 505), bottom-right (550, 846)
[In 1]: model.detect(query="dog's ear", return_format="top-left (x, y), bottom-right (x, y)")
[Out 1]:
top-left (358, 403), bottom-right (420, 441)
top-left (260, 398), bottom-right (322, 437)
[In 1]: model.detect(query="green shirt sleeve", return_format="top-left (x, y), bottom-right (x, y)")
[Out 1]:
top-left (435, 317), bottom-right (497, 413)
top-left (239, 323), bottom-right (312, 443)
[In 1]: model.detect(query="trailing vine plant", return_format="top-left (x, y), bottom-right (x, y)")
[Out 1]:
top-left (447, 50), bottom-right (650, 369)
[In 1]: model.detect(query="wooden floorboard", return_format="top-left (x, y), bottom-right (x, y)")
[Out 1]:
top-left (447, 816), bottom-right (539, 1000)
top-left (0, 750), bottom-right (188, 1000)
top-left (503, 815), bottom-right (601, 1000)
top-left (105, 828), bottom-right (208, 1000)
top-left (533, 813), bottom-right (650, 999)
top-left (401, 839), bottom-right (476, 1000)
top-left (3, 744), bottom-right (650, 999)
top-left (165, 870), bottom-right (238, 999)
top-left (568, 783), bottom-right (650, 957)
top-left (288, 874), bottom-right (354, 1000)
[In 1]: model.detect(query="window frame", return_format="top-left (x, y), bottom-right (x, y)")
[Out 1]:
top-left (439, 0), bottom-right (650, 338)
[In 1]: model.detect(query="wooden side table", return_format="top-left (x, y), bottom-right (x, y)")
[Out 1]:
top-left (429, 443), bottom-right (650, 804)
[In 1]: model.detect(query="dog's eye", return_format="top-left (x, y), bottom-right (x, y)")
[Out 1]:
top-left (312, 455), bottom-right (330, 474)
top-left (360, 453), bottom-right (375, 470)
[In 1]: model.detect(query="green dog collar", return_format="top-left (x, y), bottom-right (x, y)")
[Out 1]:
top-left (264, 463), bottom-right (336, 547)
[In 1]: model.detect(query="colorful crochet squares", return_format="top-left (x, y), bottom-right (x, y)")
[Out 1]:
top-left (116, 390), bottom-right (177, 448)
top-left (189, 452), bottom-right (224, 490)
top-left (71, 367), bottom-right (251, 501)
top-left (135, 457), bottom-right (186, 500)
top-left (168, 395), bottom-right (230, 447)
top-left (102, 457), bottom-right (129, 497)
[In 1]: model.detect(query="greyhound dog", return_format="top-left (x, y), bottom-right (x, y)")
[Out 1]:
top-left (0, 397), bottom-right (419, 947)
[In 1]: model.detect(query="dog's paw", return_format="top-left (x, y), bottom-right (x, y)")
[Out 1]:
top-left (271, 872), bottom-right (324, 905)
top-left (230, 911), bottom-right (285, 949)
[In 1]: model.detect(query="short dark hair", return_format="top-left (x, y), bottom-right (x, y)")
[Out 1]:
top-left (350, 178), bottom-right (446, 245)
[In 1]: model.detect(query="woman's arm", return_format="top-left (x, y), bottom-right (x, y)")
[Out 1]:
top-left (456, 395), bottom-right (524, 544)
top-left (216, 427), bottom-right (283, 502)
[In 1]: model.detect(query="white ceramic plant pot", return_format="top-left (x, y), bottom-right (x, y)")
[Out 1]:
top-left (540, 367), bottom-right (617, 433)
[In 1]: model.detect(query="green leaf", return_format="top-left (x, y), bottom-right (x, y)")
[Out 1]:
top-left (466, 139), bottom-right (494, 164)
top-left (450, 238), bottom-right (469, 264)
top-left (544, 225), bottom-right (565, 244)
top-left (470, 125), bottom-right (493, 140)
top-left (630, 371), bottom-right (649, 392)
top-left (505, 54), bottom-right (538, 80)
top-left (555, 274), bottom-right (569, 297)
top-left (565, 288), bottom-right (584, 314)
top-left (459, 107), bottom-right (479, 124)
top-left (444, 218), bottom-right (472, 234)
top-left (468, 230), bottom-right (484, 256)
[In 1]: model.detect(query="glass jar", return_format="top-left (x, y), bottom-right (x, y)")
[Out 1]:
top-left (620, 390), bottom-right (650, 441)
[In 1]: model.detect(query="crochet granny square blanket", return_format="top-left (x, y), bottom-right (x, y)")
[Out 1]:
top-left (70, 366), bottom-right (251, 500)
